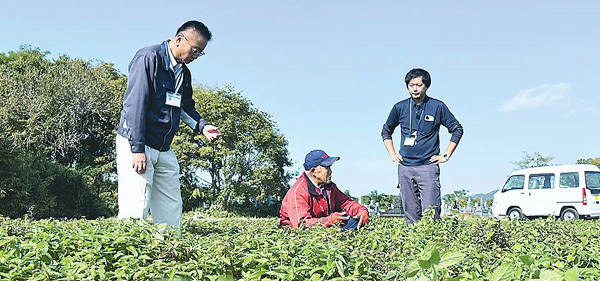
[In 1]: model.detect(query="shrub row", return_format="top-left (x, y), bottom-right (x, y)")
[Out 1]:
top-left (1, 213), bottom-right (599, 280)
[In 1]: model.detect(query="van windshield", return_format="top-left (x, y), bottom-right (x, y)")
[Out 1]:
top-left (585, 172), bottom-right (600, 189)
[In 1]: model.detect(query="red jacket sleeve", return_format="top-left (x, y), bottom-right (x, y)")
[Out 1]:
top-left (331, 184), bottom-right (368, 217)
top-left (284, 185), bottom-right (332, 228)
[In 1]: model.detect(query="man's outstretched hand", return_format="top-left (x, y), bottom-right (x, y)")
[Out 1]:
top-left (356, 209), bottom-right (370, 229)
top-left (328, 211), bottom-right (349, 225)
top-left (202, 125), bottom-right (222, 142)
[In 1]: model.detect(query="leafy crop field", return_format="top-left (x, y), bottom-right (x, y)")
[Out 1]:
top-left (1, 213), bottom-right (600, 280)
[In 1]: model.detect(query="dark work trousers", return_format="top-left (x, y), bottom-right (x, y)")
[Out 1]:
top-left (398, 163), bottom-right (441, 223)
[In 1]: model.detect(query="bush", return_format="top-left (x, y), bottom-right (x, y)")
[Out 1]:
top-left (2, 214), bottom-right (600, 280)
top-left (0, 138), bottom-right (113, 219)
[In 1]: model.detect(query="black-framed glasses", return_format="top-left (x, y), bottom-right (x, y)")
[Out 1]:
top-left (180, 33), bottom-right (205, 57)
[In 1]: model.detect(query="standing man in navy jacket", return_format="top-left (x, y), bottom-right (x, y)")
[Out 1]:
top-left (116, 20), bottom-right (221, 230)
top-left (381, 68), bottom-right (463, 223)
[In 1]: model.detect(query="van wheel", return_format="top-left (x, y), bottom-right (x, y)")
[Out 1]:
top-left (560, 208), bottom-right (579, 221)
top-left (507, 207), bottom-right (524, 220)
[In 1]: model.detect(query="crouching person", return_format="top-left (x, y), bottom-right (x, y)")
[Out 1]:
top-left (279, 150), bottom-right (370, 230)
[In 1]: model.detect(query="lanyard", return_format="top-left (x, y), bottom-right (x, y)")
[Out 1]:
top-left (408, 99), bottom-right (426, 133)
top-left (163, 42), bottom-right (175, 90)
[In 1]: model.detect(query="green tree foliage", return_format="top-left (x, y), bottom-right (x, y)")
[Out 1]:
top-left (442, 189), bottom-right (469, 209)
top-left (0, 46), bottom-right (294, 218)
top-left (0, 136), bottom-right (111, 218)
top-left (0, 46), bottom-right (125, 218)
top-left (512, 151), bottom-right (554, 170)
top-left (361, 190), bottom-right (396, 208)
top-left (343, 190), bottom-right (358, 201)
top-left (172, 85), bottom-right (294, 211)
top-left (577, 157), bottom-right (600, 168)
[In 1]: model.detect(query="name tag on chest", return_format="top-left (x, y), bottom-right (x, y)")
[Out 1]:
top-left (404, 135), bottom-right (416, 146)
top-left (166, 91), bottom-right (181, 107)
top-left (404, 132), bottom-right (417, 146)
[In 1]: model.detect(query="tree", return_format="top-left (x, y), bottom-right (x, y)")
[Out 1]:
top-left (361, 190), bottom-right (396, 209)
top-left (172, 85), bottom-right (294, 210)
top-left (577, 157), bottom-right (600, 168)
top-left (0, 46), bottom-right (294, 217)
top-left (344, 190), bottom-right (358, 202)
top-left (512, 151), bottom-right (554, 170)
top-left (442, 189), bottom-right (469, 209)
top-left (0, 46), bottom-right (125, 217)
top-left (362, 190), bottom-right (383, 206)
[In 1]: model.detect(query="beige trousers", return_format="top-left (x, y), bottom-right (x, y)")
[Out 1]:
top-left (116, 134), bottom-right (182, 230)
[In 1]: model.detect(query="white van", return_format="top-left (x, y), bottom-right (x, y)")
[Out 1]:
top-left (492, 164), bottom-right (600, 220)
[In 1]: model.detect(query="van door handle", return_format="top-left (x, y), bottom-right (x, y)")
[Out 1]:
top-left (520, 192), bottom-right (524, 194)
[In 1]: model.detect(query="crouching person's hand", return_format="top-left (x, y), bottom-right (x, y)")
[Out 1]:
top-left (328, 211), bottom-right (349, 225)
top-left (356, 209), bottom-right (370, 229)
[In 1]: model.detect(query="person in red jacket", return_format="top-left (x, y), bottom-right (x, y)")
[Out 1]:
top-left (279, 150), bottom-right (370, 229)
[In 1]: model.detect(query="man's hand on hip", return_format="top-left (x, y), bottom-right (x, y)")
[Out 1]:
top-left (430, 154), bottom-right (448, 164)
top-left (203, 125), bottom-right (222, 142)
top-left (132, 152), bottom-right (147, 174)
top-left (389, 153), bottom-right (403, 164)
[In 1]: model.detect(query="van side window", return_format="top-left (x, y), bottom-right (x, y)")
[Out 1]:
top-left (585, 172), bottom-right (600, 189)
top-left (502, 175), bottom-right (525, 192)
top-left (529, 174), bottom-right (555, 189)
top-left (560, 172), bottom-right (580, 188)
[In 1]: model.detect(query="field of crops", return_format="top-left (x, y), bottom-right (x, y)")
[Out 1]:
top-left (2, 212), bottom-right (600, 280)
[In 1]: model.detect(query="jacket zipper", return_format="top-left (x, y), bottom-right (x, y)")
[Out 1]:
top-left (162, 106), bottom-right (173, 150)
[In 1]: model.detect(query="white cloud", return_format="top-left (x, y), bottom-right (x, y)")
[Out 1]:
top-left (499, 83), bottom-right (571, 112)
top-left (565, 99), bottom-right (600, 117)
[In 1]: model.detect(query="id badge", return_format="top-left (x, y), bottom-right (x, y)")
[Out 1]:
top-left (165, 91), bottom-right (182, 107)
top-left (404, 131), bottom-right (417, 146)
top-left (404, 135), bottom-right (416, 146)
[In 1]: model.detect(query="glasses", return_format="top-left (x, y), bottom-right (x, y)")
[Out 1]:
top-left (180, 33), bottom-right (205, 57)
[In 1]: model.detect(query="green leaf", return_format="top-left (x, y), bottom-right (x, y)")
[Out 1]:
top-left (489, 263), bottom-right (514, 281)
top-left (310, 273), bottom-right (323, 281)
top-left (519, 254), bottom-right (534, 266)
top-left (335, 260), bottom-right (346, 278)
top-left (417, 259), bottom-right (432, 269)
top-left (438, 251), bottom-right (464, 268)
top-left (430, 248), bottom-right (440, 265)
top-left (126, 246), bottom-right (138, 257)
top-left (406, 261), bottom-right (421, 277)
top-left (539, 269), bottom-right (563, 281)
top-left (564, 267), bottom-right (579, 281)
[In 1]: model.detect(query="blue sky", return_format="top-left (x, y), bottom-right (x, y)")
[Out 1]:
top-left (2, 1), bottom-right (599, 198)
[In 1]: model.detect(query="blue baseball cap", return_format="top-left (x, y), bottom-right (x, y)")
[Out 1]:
top-left (303, 149), bottom-right (340, 170)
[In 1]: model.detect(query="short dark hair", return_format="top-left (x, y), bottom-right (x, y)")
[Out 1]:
top-left (404, 68), bottom-right (431, 88)
top-left (176, 20), bottom-right (212, 41)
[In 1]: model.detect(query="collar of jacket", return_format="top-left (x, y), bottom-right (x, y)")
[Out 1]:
top-left (159, 41), bottom-right (190, 83)
top-left (412, 95), bottom-right (430, 108)
top-left (159, 41), bottom-right (171, 73)
top-left (304, 173), bottom-right (332, 196)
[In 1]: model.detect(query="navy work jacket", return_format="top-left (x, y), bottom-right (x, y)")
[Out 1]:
top-left (117, 41), bottom-right (208, 153)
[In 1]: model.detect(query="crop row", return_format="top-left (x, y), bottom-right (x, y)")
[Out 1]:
top-left (1, 213), bottom-right (600, 280)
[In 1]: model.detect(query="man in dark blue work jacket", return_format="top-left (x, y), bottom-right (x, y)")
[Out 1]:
top-left (381, 68), bottom-right (463, 223)
top-left (116, 20), bottom-right (221, 231)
